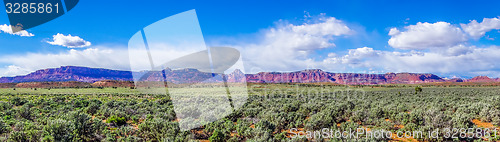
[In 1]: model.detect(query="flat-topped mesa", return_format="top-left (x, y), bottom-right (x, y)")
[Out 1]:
top-left (245, 69), bottom-right (445, 84)
top-left (466, 76), bottom-right (496, 82)
top-left (247, 69), bottom-right (335, 83)
top-left (383, 73), bottom-right (444, 84)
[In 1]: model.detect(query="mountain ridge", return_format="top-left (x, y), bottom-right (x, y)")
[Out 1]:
top-left (0, 66), bottom-right (497, 85)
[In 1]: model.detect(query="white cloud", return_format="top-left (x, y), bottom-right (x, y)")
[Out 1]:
top-left (321, 46), bottom-right (500, 77)
top-left (236, 16), bottom-right (352, 72)
top-left (0, 47), bottom-right (126, 77)
top-left (388, 28), bottom-right (400, 36)
top-left (323, 47), bottom-right (380, 68)
top-left (443, 44), bottom-right (474, 56)
top-left (461, 17), bottom-right (500, 39)
top-left (47, 33), bottom-right (91, 48)
top-left (388, 22), bottom-right (467, 50)
top-left (0, 65), bottom-right (31, 77)
top-left (263, 17), bottom-right (351, 51)
top-left (291, 17), bottom-right (351, 37)
top-left (0, 24), bottom-right (34, 37)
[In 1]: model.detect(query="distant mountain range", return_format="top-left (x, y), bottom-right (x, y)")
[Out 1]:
top-left (0, 66), bottom-right (498, 85)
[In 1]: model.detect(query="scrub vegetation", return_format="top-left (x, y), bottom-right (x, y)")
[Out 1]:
top-left (0, 84), bottom-right (498, 141)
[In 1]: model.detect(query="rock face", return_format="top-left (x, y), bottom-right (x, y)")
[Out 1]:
top-left (226, 69), bottom-right (247, 83)
top-left (246, 69), bottom-right (336, 83)
top-left (245, 70), bottom-right (446, 85)
top-left (0, 66), bottom-right (498, 85)
top-left (466, 76), bottom-right (496, 82)
top-left (445, 78), bottom-right (464, 82)
top-left (0, 83), bottom-right (16, 88)
top-left (91, 80), bottom-right (135, 88)
top-left (0, 66), bottom-right (133, 83)
top-left (15, 81), bottom-right (91, 88)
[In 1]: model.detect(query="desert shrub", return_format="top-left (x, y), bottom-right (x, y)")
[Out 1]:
top-left (492, 110), bottom-right (500, 125)
top-left (108, 115), bottom-right (127, 126)
top-left (51, 96), bottom-right (66, 103)
top-left (71, 98), bottom-right (89, 109)
top-left (227, 136), bottom-right (240, 142)
top-left (117, 136), bottom-right (142, 142)
top-left (8, 121), bottom-right (40, 141)
top-left (86, 103), bottom-right (100, 115)
top-left (305, 111), bottom-right (333, 130)
top-left (236, 119), bottom-right (252, 137)
top-left (479, 107), bottom-right (492, 122)
top-left (138, 118), bottom-right (179, 141)
top-left (17, 105), bottom-right (32, 120)
top-left (423, 108), bottom-right (452, 129)
top-left (403, 122), bottom-right (418, 132)
top-left (415, 87), bottom-right (423, 94)
top-left (351, 109), bottom-right (368, 123)
top-left (379, 120), bottom-right (394, 131)
top-left (369, 107), bottom-right (385, 119)
top-left (69, 112), bottom-right (96, 141)
top-left (274, 131), bottom-right (288, 141)
top-left (395, 112), bottom-right (411, 125)
top-left (0, 85), bottom-right (496, 141)
top-left (209, 129), bottom-right (227, 142)
top-left (0, 120), bottom-right (10, 134)
top-left (451, 112), bottom-right (472, 128)
top-left (11, 97), bottom-right (27, 106)
top-left (9, 131), bottom-right (28, 142)
top-left (204, 118), bottom-right (234, 136)
top-left (42, 119), bottom-right (74, 141)
top-left (114, 126), bottom-right (140, 141)
top-left (0, 101), bottom-right (12, 111)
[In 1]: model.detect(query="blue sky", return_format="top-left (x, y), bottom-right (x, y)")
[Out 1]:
top-left (0, 0), bottom-right (500, 78)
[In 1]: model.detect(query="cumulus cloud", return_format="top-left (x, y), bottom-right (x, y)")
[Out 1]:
top-left (321, 46), bottom-right (500, 77)
top-left (264, 17), bottom-right (351, 51)
top-left (236, 16), bottom-right (352, 72)
top-left (443, 44), bottom-right (474, 56)
top-left (0, 24), bottom-right (34, 37)
top-left (0, 65), bottom-right (31, 77)
top-left (322, 47), bottom-right (380, 68)
top-left (291, 17), bottom-right (352, 37)
top-left (47, 33), bottom-right (91, 48)
top-left (461, 17), bottom-right (500, 39)
top-left (388, 28), bottom-right (400, 36)
top-left (388, 22), bottom-right (467, 50)
top-left (0, 47), bottom-right (127, 77)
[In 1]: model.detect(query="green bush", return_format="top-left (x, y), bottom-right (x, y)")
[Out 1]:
top-left (209, 129), bottom-right (226, 142)
top-left (43, 119), bottom-right (74, 142)
top-left (415, 86), bottom-right (423, 94)
top-left (138, 118), bottom-right (179, 141)
top-left (11, 97), bottom-right (27, 106)
top-left (108, 115), bottom-right (127, 126)
top-left (0, 120), bottom-right (10, 134)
